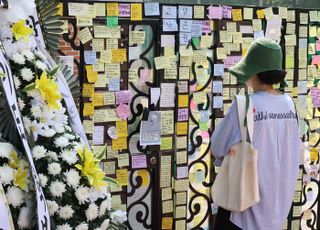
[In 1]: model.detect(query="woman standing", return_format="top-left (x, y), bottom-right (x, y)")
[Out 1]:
top-left (211, 38), bottom-right (301, 230)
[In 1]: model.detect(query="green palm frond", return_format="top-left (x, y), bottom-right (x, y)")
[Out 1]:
top-left (60, 64), bottom-right (81, 104)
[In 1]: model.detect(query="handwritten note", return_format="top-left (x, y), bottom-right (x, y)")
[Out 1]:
top-left (116, 169), bottom-right (128, 186)
top-left (116, 103), bottom-right (130, 120)
top-left (93, 126), bottom-right (104, 145)
top-left (208, 6), bottom-right (222, 19)
top-left (107, 3), bottom-right (119, 16)
top-left (160, 83), bottom-right (175, 108)
top-left (112, 137), bottom-right (127, 150)
top-left (160, 155), bottom-right (171, 187)
top-left (112, 48), bottom-right (127, 63)
top-left (178, 5), bottom-right (192, 19)
top-left (232, 9), bottom-right (242, 21)
top-left (161, 111), bottom-right (174, 135)
top-left (83, 102), bottom-right (94, 117)
top-left (78, 27), bottom-right (93, 44)
top-left (194, 5), bottom-right (204, 19)
top-left (160, 137), bottom-right (172, 150)
top-left (116, 120), bottom-right (128, 138)
top-left (163, 19), bottom-right (178, 32)
top-left (162, 5), bottom-right (177, 18)
top-left (131, 3), bottom-right (142, 21)
top-left (118, 153), bottom-right (129, 167)
top-left (86, 65), bottom-right (98, 83)
top-left (131, 155), bottom-right (147, 169)
top-left (162, 200), bottom-right (173, 214)
top-left (129, 31), bottom-right (145, 45)
top-left (83, 120), bottom-right (94, 134)
top-left (161, 217), bottom-right (173, 230)
top-left (115, 90), bottom-right (132, 105)
top-left (144, 2), bottom-right (160, 16)
top-left (119, 4), bottom-right (130, 17)
top-left (161, 35), bottom-right (175, 47)
top-left (82, 83), bottom-right (94, 97)
top-left (84, 51), bottom-right (96, 64)
top-left (108, 78), bottom-right (120, 91)
top-left (77, 17), bottom-right (93, 27)
top-left (176, 151), bottom-right (187, 164)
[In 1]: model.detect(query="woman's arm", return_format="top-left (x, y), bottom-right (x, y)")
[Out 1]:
top-left (210, 100), bottom-right (241, 159)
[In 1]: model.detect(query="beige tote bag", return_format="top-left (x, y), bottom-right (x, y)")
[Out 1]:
top-left (211, 94), bottom-right (260, 212)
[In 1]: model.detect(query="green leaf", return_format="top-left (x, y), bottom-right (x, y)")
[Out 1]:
top-left (23, 83), bottom-right (36, 92)
top-left (103, 177), bottom-right (120, 187)
top-left (48, 65), bottom-right (60, 77)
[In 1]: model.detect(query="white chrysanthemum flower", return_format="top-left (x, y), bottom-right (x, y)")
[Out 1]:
top-left (56, 224), bottom-right (72, 230)
top-left (110, 210), bottom-right (127, 223)
top-left (35, 60), bottom-right (47, 71)
top-left (20, 67), bottom-right (34, 82)
top-left (75, 223), bottom-right (89, 230)
top-left (99, 199), bottom-right (112, 216)
top-left (65, 126), bottom-right (72, 132)
top-left (55, 126), bottom-right (65, 133)
top-left (34, 50), bottom-right (47, 61)
top-left (18, 98), bottom-right (26, 110)
top-left (17, 206), bottom-right (32, 229)
top-left (12, 53), bottom-right (26, 65)
top-left (75, 186), bottom-right (90, 204)
top-left (15, 40), bottom-right (34, 53)
top-left (49, 181), bottom-right (66, 197)
top-left (100, 219), bottom-right (110, 230)
top-left (38, 173), bottom-right (48, 187)
top-left (6, 186), bottom-right (25, 208)
top-left (89, 186), bottom-right (110, 202)
top-left (47, 200), bottom-right (59, 216)
top-left (14, 76), bottom-right (21, 89)
top-left (40, 128), bottom-right (56, 138)
top-left (94, 228), bottom-right (102, 230)
top-left (32, 146), bottom-right (46, 160)
top-left (0, 143), bottom-right (14, 159)
top-left (2, 39), bottom-right (18, 58)
top-left (0, 164), bottom-right (15, 185)
top-left (30, 105), bottom-right (42, 118)
top-left (0, 23), bottom-right (13, 40)
top-left (85, 203), bottom-right (99, 221)
top-left (64, 133), bottom-right (75, 140)
top-left (61, 149), bottom-right (78, 165)
top-left (48, 162), bottom-right (61, 176)
top-left (64, 169), bottom-right (80, 188)
top-left (21, 50), bottom-right (35, 61)
top-left (58, 205), bottom-right (74, 220)
top-left (54, 136), bottom-right (69, 148)
top-left (47, 151), bottom-right (58, 161)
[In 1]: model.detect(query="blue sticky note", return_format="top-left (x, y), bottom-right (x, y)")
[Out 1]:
top-left (84, 51), bottom-right (96, 64)
top-left (108, 78), bottom-right (120, 92)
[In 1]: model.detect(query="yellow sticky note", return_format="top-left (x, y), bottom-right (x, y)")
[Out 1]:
top-left (116, 169), bottom-right (128, 186)
top-left (178, 95), bottom-right (189, 108)
top-left (161, 137), bottom-right (172, 150)
top-left (112, 137), bottom-right (127, 150)
top-left (131, 3), bottom-right (142, 21)
top-left (57, 3), bottom-right (63, 16)
top-left (292, 87), bottom-right (298, 97)
top-left (116, 120), bottom-right (128, 138)
top-left (176, 122), bottom-right (188, 135)
top-left (285, 57), bottom-right (295, 69)
top-left (78, 27), bottom-right (93, 44)
top-left (162, 217), bottom-right (173, 230)
top-left (86, 65), bottom-right (98, 83)
top-left (93, 93), bottom-right (104, 106)
top-left (82, 83), bottom-right (94, 97)
top-left (107, 3), bottom-right (119, 16)
top-left (112, 48), bottom-right (127, 63)
top-left (194, 5), bottom-right (204, 19)
top-left (83, 102), bottom-right (94, 116)
top-left (256, 9), bottom-right (265, 19)
top-left (232, 9), bottom-right (242, 21)
top-left (310, 148), bottom-right (319, 162)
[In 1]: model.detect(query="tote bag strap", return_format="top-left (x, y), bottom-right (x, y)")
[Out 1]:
top-left (235, 94), bottom-right (254, 143)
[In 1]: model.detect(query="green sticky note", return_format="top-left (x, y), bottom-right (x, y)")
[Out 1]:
top-left (285, 57), bottom-right (294, 69)
top-left (309, 37), bottom-right (316, 43)
top-left (199, 122), bottom-right (208, 131)
top-left (107, 16), bottom-right (118, 27)
top-left (192, 37), bottom-right (200, 47)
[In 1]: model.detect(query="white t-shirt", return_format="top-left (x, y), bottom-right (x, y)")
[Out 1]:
top-left (211, 91), bottom-right (301, 230)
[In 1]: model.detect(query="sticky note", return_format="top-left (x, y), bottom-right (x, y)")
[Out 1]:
top-left (178, 94), bottom-right (189, 108)
top-left (119, 4), bottom-right (130, 17)
top-left (82, 83), bottom-right (94, 97)
top-left (112, 137), bottom-right (127, 150)
top-left (162, 217), bottom-right (173, 229)
top-left (116, 120), bottom-right (128, 138)
top-left (83, 102), bottom-right (94, 116)
top-left (85, 65), bottom-right (98, 83)
top-left (256, 9), bottom-right (265, 19)
top-left (160, 137), bottom-right (172, 150)
top-left (112, 48), bottom-right (127, 63)
top-left (131, 3), bottom-right (142, 21)
top-left (176, 122), bottom-right (188, 135)
top-left (232, 9), bottom-right (242, 21)
top-left (78, 27), bottom-right (93, 44)
top-left (107, 3), bottom-right (119, 16)
top-left (116, 169), bottom-right (128, 186)
top-left (93, 93), bottom-right (104, 106)
top-left (107, 16), bottom-right (118, 27)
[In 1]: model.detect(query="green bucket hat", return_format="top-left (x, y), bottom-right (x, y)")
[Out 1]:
top-left (228, 38), bottom-right (283, 83)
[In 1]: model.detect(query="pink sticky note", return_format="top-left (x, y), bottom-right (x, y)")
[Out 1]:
top-left (310, 87), bottom-right (320, 108)
top-left (312, 55), bottom-right (320, 65)
top-left (119, 4), bottom-right (130, 17)
top-left (202, 20), bottom-right (211, 34)
top-left (316, 41), bottom-right (320, 51)
top-left (224, 56), bottom-right (242, 68)
top-left (131, 155), bottom-right (147, 169)
top-left (189, 84), bottom-right (197, 92)
top-left (140, 69), bottom-right (151, 83)
top-left (190, 100), bottom-right (196, 110)
top-left (116, 103), bottom-right (130, 120)
top-left (115, 90), bottom-right (132, 105)
top-left (201, 131), bottom-right (210, 139)
top-left (222, 5), bottom-right (232, 19)
top-left (208, 6), bottom-right (222, 19)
